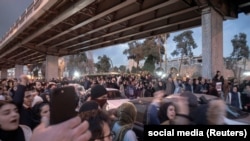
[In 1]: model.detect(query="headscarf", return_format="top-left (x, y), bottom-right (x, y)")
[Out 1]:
top-left (114, 102), bottom-right (137, 141)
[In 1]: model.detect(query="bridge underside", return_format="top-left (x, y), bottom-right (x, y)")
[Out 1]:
top-left (0, 0), bottom-right (249, 69)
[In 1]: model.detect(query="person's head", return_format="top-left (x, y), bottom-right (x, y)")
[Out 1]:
top-left (32, 102), bottom-right (50, 121)
top-left (91, 85), bottom-right (108, 108)
top-left (158, 102), bottom-right (176, 123)
top-left (246, 85), bottom-right (250, 90)
top-left (116, 102), bottom-right (137, 125)
top-left (0, 101), bottom-right (19, 131)
top-left (24, 90), bottom-right (34, 107)
top-left (34, 81), bottom-right (42, 91)
top-left (153, 90), bottom-right (164, 102)
top-left (188, 79), bottom-right (193, 85)
top-left (79, 106), bottom-right (113, 141)
top-left (217, 71), bottom-right (221, 76)
top-left (193, 99), bottom-right (226, 125)
top-left (232, 86), bottom-right (238, 93)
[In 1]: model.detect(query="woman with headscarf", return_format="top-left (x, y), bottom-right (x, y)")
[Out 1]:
top-left (112, 102), bottom-right (137, 141)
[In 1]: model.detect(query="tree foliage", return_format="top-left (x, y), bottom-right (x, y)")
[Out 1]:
top-left (171, 30), bottom-right (197, 73)
top-left (226, 33), bottom-right (249, 79)
top-left (95, 55), bottom-right (111, 73)
top-left (142, 55), bottom-right (156, 73)
top-left (123, 34), bottom-right (169, 69)
top-left (113, 66), bottom-right (119, 72)
top-left (67, 52), bottom-right (88, 77)
top-left (119, 65), bottom-right (126, 73)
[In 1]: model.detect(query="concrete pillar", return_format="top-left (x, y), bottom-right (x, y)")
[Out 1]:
top-left (202, 7), bottom-right (223, 79)
top-left (15, 65), bottom-right (23, 78)
top-left (45, 55), bottom-right (58, 81)
top-left (1, 69), bottom-right (8, 79)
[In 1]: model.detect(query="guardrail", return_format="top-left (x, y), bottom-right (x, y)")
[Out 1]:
top-left (0, 0), bottom-right (42, 44)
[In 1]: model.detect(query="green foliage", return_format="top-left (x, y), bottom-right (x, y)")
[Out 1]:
top-left (171, 30), bottom-right (197, 57)
top-left (119, 65), bottom-right (126, 73)
top-left (113, 66), bottom-right (119, 72)
top-left (95, 55), bottom-right (111, 73)
top-left (226, 33), bottom-right (249, 78)
top-left (230, 33), bottom-right (249, 59)
top-left (131, 66), bottom-right (137, 73)
top-left (126, 69), bottom-right (130, 74)
top-left (142, 55), bottom-right (156, 73)
top-left (170, 30), bottom-right (197, 73)
top-left (123, 34), bottom-right (169, 67)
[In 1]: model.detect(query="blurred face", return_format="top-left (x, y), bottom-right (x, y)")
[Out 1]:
top-left (94, 122), bottom-right (113, 141)
top-left (167, 105), bottom-right (176, 120)
top-left (188, 79), bottom-right (192, 84)
top-left (0, 104), bottom-right (19, 131)
top-left (45, 95), bottom-right (50, 102)
top-left (233, 87), bottom-right (238, 92)
top-left (24, 91), bottom-right (34, 107)
top-left (35, 82), bottom-right (42, 90)
top-left (40, 104), bottom-right (50, 119)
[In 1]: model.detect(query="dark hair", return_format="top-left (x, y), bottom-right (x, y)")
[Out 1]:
top-left (32, 102), bottom-right (49, 120)
top-left (0, 100), bottom-right (16, 109)
top-left (158, 102), bottom-right (176, 123)
top-left (79, 109), bottom-right (110, 140)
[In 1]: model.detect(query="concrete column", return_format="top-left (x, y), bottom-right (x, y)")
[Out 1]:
top-left (15, 65), bottom-right (23, 78)
top-left (1, 69), bottom-right (8, 79)
top-left (45, 55), bottom-right (58, 81)
top-left (202, 7), bottom-right (223, 79)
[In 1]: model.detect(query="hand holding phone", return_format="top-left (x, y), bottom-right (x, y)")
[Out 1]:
top-left (50, 86), bottom-right (78, 125)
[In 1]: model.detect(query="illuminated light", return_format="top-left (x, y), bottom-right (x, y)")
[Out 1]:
top-left (74, 71), bottom-right (80, 78)
top-left (243, 72), bottom-right (250, 76)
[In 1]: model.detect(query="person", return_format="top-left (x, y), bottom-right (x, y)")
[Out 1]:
top-left (79, 101), bottom-right (114, 141)
top-left (158, 102), bottom-right (176, 125)
top-left (32, 102), bottom-right (50, 128)
top-left (193, 99), bottom-right (226, 125)
top-left (226, 86), bottom-right (243, 110)
top-left (146, 90), bottom-right (164, 125)
top-left (0, 100), bottom-right (32, 141)
top-left (112, 102), bottom-right (138, 141)
top-left (89, 84), bottom-right (108, 110)
top-left (31, 116), bottom-right (91, 141)
top-left (213, 71), bottom-right (224, 91)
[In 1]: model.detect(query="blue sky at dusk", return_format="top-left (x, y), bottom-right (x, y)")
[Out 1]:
top-left (0, 1), bottom-right (249, 67)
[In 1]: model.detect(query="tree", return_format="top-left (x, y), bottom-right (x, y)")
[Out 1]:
top-left (142, 55), bottom-right (156, 73)
top-left (171, 30), bottom-right (197, 74)
top-left (66, 52), bottom-right (88, 77)
top-left (123, 34), bottom-right (168, 72)
top-left (226, 33), bottom-right (249, 80)
top-left (131, 66), bottom-right (137, 73)
top-left (95, 55), bottom-right (111, 73)
top-left (155, 33), bottom-right (170, 70)
top-left (119, 65), bottom-right (126, 73)
top-left (123, 41), bottom-right (144, 68)
top-left (32, 62), bottom-right (42, 78)
top-left (113, 66), bottom-right (119, 72)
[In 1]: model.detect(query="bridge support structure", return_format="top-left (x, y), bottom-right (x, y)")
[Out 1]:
top-left (45, 55), bottom-right (58, 81)
top-left (202, 7), bottom-right (223, 79)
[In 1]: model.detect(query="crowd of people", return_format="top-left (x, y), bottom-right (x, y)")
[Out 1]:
top-left (0, 70), bottom-right (250, 141)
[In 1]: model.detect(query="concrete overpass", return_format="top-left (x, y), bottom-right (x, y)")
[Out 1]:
top-left (0, 0), bottom-right (249, 80)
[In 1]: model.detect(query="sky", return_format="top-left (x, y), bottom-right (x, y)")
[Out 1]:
top-left (0, 1), bottom-right (250, 67)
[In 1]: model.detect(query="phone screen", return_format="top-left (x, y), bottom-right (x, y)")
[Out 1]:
top-left (50, 86), bottom-right (78, 125)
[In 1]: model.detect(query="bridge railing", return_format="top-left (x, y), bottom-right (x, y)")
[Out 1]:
top-left (0, 0), bottom-right (42, 44)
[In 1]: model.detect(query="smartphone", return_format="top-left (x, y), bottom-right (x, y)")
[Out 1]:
top-left (50, 86), bottom-right (78, 125)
